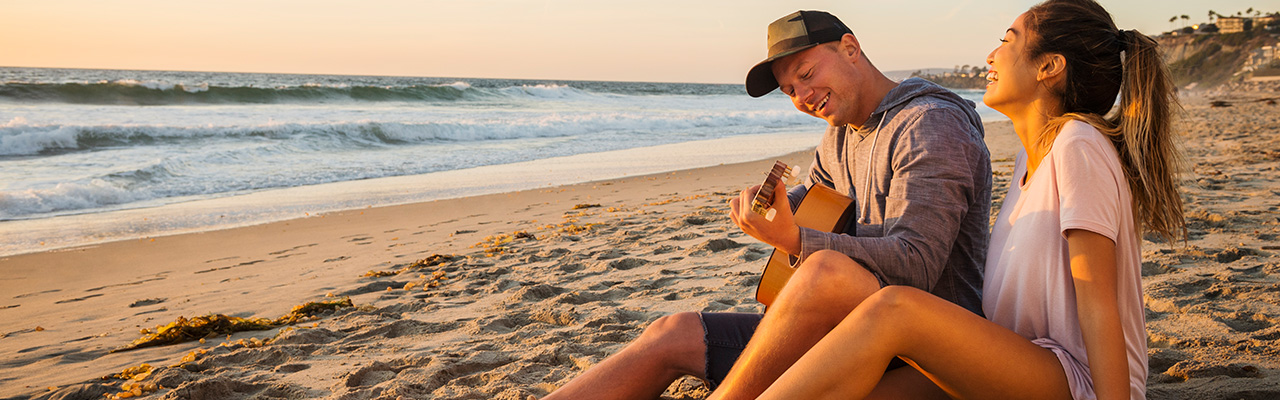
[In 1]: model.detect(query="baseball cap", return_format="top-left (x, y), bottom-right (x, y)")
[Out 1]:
top-left (745, 10), bottom-right (853, 97)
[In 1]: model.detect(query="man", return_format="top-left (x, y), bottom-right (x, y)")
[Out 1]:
top-left (544, 10), bottom-right (991, 399)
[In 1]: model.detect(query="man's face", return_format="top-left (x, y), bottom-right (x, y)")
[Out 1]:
top-left (770, 41), bottom-right (861, 127)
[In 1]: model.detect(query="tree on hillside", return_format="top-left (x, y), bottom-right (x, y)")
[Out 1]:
top-left (1170, 15), bottom-right (1178, 30)
top-left (1181, 15), bottom-right (1190, 27)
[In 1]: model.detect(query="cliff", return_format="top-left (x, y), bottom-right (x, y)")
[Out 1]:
top-left (1159, 31), bottom-right (1278, 89)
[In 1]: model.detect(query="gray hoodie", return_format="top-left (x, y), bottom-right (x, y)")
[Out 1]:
top-left (785, 77), bottom-right (990, 316)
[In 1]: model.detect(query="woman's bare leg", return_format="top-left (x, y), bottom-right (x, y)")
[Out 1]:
top-left (759, 286), bottom-right (1072, 400)
top-left (865, 366), bottom-right (951, 400)
top-left (708, 250), bottom-right (882, 400)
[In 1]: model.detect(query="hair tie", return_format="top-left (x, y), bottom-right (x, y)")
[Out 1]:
top-left (1116, 29), bottom-right (1131, 49)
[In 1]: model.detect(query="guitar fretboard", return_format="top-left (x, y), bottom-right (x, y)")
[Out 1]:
top-left (751, 161), bottom-right (793, 216)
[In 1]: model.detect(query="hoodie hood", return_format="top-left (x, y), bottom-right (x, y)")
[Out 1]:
top-left (859, 77), bottom-right (982, 135)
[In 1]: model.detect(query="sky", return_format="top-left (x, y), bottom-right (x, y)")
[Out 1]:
top-left (2, 0), bottom-right (1276, 84)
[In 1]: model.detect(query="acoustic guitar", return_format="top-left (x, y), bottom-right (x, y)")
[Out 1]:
top-left (749, 161), bottom-right (856, 307)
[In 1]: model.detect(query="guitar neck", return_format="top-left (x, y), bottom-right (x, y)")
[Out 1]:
top-left (751, 161), bottom-right (792, 215)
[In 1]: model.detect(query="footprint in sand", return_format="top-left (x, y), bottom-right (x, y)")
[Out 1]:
top-left (669, 232), bottom-right (702, 241)
top-left (14, 289), bottom-right (61, 299)
top-left (343, 361), bottom-right (401, 387)
top-left (1216, 311), bottom-right (1274, 333)
top-left (274, 364), bottom-right (311, 373)
top-left (1215, 247), bottom-right (1260, 263)
top-left (652, 244), bottom-right (681, 255)
top-left (268, 243), bottom-right (318, 255)
top-left (54, 294), bottom-right (103, 304)
top-left (1162, 360), bottom-right (1262, 382)
top-left (128, 298), bottom-right (166, 307)
top-left (194, 259), bottom-right (265, 274)
top-left (688, 238), bottom-right (744, 256)
top-left (581, 258), bottom-right (650, 275)
top-left (506, 284), bottom-right (564, 303)
top-left (595, 249), bottom-right (628, 260)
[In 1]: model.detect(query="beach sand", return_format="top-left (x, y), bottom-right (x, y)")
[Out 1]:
top-left (1, 109), bottom-right (1277, 399)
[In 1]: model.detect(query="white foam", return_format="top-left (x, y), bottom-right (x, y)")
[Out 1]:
top-left (499, 84), bottom-right (588, 99)
top-left (177, 83), bottom-right (209, 93)
top-left (0, 179), bottom-right (148, 219)
top-left (113, 79), bottom-right (176, 91)
top-left (0, 120), bottom-right (80, 156)
top-left (301, 82), bottom-right (351, 89)
top-left (435, 81), bottom-right (471, 90)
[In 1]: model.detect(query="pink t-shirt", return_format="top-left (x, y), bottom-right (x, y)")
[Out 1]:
top-left (983, 120), bottom-right (1147, 399)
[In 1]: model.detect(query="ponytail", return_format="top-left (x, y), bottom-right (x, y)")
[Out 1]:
top-left (1108, 30), bottom-right (1185, 243)
top-left (1028, 0), bottom-right (1186, 243)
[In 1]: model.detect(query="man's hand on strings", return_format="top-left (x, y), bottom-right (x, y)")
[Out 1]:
top-left (729, 182), bottom-right (801, 255)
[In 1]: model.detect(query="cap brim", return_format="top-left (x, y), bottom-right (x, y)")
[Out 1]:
top-left (744, 44), bottom-right (816, 98)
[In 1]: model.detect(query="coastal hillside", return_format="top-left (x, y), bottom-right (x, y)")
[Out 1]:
top-left (909, 30), bottom-right (1280, 91)
top-left (1159, 30), bottom-right (1279, 89)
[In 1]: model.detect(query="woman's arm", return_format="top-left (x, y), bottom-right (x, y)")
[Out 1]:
top-left (1065, 229), bottom-right (1128, 400)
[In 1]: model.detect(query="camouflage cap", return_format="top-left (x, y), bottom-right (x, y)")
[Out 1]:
top-left (745, 10), bottom-right (853, 97)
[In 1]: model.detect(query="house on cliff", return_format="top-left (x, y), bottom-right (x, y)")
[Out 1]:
top-left (1219, 17), bottom-right (1253, 34)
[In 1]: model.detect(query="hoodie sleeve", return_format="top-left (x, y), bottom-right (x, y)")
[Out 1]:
top-left (795, 106), bottom-right (983, 291)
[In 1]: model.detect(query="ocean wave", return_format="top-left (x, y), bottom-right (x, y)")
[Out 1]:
top-left (0, 109), bottom-right (805, 156)
top-left (0, 179), bottom-right (152, 219)
top-left (0, 80), bottom-right (618, 105)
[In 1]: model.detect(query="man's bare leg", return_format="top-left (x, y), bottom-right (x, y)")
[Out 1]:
top-left (542, 312), bottom-right (707, 400)
top-left (708, 250), bottom-right (881, 400)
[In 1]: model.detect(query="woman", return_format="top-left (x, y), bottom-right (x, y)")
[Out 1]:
top-left (753, 0), bottom-right (1184, 399)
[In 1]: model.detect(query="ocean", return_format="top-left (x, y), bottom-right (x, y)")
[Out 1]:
top-left (0, 67), bottom-right (998, 256)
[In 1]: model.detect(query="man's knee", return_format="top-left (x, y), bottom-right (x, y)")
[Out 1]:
top-left (643, 312), bottom-right (701, 336)
top-left (635, 312), bottom-right (706, 373)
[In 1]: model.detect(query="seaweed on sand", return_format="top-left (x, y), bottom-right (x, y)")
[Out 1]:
top-left (363, 254), bottom-right (461, 277)
top-left (111, 298), bottom-right (353, 353)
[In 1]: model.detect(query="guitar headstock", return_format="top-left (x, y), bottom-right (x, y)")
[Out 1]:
top-left (750, 161), bottom-right (798, 220)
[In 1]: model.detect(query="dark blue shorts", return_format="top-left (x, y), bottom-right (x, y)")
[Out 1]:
top-left (698, 312), bottom-right (763, 388)
top-left (698, 312), bottom-right (907, 389)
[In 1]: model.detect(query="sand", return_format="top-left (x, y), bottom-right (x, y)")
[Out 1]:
top-left (1, 107), bottom-right (1277, 399)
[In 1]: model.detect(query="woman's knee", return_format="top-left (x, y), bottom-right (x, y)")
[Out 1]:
top-left (857, 286), bottom-right (931, 321)
top-left (789, 250), bottom-right (879, 302)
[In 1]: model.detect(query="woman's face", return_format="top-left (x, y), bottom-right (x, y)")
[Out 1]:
top-left (983, 12), bottom-right (1039, 114)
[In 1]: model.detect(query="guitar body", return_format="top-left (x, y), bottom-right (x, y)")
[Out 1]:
top-left (754, 182), bottom-right (855, 307)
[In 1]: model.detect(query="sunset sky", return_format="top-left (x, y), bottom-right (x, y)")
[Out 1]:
top-left (2, 0), bottom-right (1272, 83)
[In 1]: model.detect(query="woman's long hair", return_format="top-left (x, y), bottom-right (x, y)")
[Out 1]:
top-left (1025, 0), bottom-right (1186, 243)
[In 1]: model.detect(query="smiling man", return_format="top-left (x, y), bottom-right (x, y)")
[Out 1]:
top-left (542, 10), bottom-right (992, 400)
